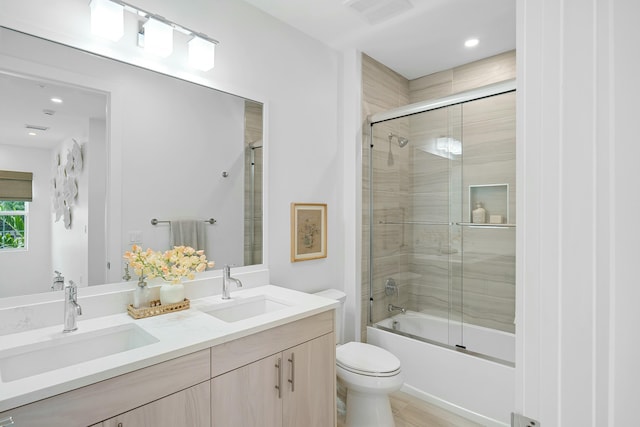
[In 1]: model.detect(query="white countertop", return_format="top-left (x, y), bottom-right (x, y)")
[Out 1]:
top-left (0, 285), bottom-right (339, 412)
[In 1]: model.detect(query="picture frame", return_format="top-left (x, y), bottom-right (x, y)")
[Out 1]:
top-left (291, 203), bottom-right (327, 262)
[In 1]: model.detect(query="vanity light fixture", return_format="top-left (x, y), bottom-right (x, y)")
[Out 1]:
top-left (142, 17), bottom-right (173, 58)
top-left (188, 35), bottom-right (216, 71)
top-left (90, 0), bottom-right (124, 41)
top-left (88, 0), bottom-right (218, 70)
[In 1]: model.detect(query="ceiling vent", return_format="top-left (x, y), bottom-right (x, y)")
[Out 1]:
top-left (344, 0), bottom-right (413, 25)
top-left (25, 124), bottom-right (49, 131)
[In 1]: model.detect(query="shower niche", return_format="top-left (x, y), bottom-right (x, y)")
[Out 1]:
top-left (468, 184), bottom-right (509, 224)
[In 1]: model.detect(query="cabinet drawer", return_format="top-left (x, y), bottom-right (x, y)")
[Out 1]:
top-left (0, 349), bottom-right (210, 427)
top-left (104, 381), bottom-right (211, 427)
top-left (211, 310), bottom-right (334, 377)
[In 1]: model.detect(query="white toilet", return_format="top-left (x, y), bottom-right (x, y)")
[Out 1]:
top-left (314, 289), bottom-right (404, 427)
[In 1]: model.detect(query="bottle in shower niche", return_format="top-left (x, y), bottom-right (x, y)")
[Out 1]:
top-left (472, 202), bottom-right (486, 224)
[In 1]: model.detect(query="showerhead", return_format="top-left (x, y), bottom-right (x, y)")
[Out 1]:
top-left (388, 133), bottom-right (409, 148)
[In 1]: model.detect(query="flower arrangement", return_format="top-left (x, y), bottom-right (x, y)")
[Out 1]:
top-left (123, 244), bottom-right (215, 284)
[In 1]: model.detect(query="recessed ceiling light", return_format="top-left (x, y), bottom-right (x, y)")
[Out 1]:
top-left (465, 38), bottom-right (479, 48)
top-left (28, 132), bottom-right (37, 136)
top-left (50, 97), bottom-right (63, 104)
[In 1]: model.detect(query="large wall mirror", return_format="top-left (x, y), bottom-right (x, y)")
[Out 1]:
top-left (0, 27), bottom-right (264, 298)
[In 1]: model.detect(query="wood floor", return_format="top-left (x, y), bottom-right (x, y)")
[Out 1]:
top-left (337, 390), bottom-right (485, 427)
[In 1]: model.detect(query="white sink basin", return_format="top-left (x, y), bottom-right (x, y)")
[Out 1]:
top-left (201, 295), bottom-right (290, 322)
top-left (0, 324), bottom-right (158, 382)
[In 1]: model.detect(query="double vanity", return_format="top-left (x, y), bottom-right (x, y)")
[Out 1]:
top-left (0, 285), bottom-right (338, 426)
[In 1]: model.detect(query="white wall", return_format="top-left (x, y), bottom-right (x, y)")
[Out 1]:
top-left (114, 65), bottom-right (246, 269)
top-left (0, 145), bottom-right (52, 296)
top-left (516, 0), bottom-right (640, 425)
top-left (0, 0), bottom-right (342, 295)
top-left (88, 118), bottom-right (107, 285)
top-left (51, 137), bottom-right (89, 288)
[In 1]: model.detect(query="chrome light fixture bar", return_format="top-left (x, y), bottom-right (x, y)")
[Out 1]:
top-left (89, 0), bottom-right (219, 70)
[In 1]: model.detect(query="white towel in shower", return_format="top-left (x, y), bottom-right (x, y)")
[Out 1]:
top-left (170, 219), bottom-right (207, 251)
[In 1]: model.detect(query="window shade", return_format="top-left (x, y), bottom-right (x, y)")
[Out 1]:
top-left (0, 170), bottom-right (33, 201)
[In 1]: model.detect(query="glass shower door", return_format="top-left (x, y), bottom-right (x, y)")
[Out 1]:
top-left (368, 89), bottom-right (516, 362)
top-left (369, 102), bottom-right (465, 349)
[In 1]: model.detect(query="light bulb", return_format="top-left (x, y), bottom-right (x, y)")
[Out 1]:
top-left (143, 17), bottom-right (174, 58)
top-left (90, 0), bottom-right (124, 42)
top-left (188, 36), bottom-right (216, 71)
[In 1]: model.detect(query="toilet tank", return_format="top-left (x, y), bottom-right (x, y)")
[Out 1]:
top-left (313, 289), bottom-right (346, 344)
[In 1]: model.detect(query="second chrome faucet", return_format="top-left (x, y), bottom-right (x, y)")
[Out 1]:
top-left (63, 280), bottom-right (82, 332)
top-left (222, 264), bottom-right (243, 299)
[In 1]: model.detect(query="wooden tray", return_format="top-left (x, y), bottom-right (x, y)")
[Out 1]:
top-left (127, 298), bottom-right (190, 319)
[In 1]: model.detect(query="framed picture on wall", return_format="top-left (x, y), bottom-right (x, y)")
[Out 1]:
top-left (291, 203), bottom-right (327, 262)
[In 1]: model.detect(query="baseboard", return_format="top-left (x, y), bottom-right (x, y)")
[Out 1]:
top-left (400, 383), bottom-right (510, 427)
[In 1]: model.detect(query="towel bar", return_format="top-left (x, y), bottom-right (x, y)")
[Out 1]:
top-left (151, 218), bottom-right (216, 225)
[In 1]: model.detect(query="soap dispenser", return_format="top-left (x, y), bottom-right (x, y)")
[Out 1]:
top-left (472, 202), bottom-right (486, 224)
top-left (133, 275), bottom-right (151, 308)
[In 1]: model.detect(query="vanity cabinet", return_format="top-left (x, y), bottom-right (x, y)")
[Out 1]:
top-left (211, 353), bottom-right (282, 426)
top-left (102, 381), bottom-right (210, 426)
top-left (282, 333), bottom-right (335, 427)
top-left (0, 349), bottom-right (210, 427)
top-left (210, 311), bottom-right (336, 427)
top-left (0, 309), bottom-right (336, 427)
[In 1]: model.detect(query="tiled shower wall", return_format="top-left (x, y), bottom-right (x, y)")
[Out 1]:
top-left (362, 51), bottom-right (516, 340)
top-left (361, 54), bottom-right (411, 340)
top-left (244, 100), bottom-right (263, 266)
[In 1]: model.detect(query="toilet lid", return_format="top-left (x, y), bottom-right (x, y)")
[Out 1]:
top-left (336, 342), bottom-right (401, 376)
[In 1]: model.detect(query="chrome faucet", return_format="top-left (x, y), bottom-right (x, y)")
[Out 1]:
top-left (222, 264), bottom-right (242, 299)
top-left (52, 270), bottom-right (64, 291)
top-left (63, 280), bottom-right (82, 332)
top-left (388, 303), bottom-right (406, 314)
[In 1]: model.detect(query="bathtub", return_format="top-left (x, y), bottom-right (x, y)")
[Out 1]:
top-left (376, 310), bottom-right (515, 363)
top-left (368, 311), bottom-right (515, 426)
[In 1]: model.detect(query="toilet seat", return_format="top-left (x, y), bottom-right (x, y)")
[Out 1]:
top-left (336, 342), bottom-right (401, 378)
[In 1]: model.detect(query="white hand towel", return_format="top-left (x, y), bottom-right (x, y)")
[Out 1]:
top-left (170, 220), bottom-right (207, 251)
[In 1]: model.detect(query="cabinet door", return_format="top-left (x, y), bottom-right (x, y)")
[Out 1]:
top-left (103, 381), bottom-right (210, 427)
top-left (283, 333), bottom-right (336, 427)
top-left (211, 353), bottom-right (282, 427)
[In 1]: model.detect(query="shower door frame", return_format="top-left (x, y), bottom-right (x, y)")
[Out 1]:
top-left (367, 78), bottom-right (516, 351)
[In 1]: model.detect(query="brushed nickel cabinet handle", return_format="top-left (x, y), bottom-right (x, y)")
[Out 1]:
top-left (287, 353), bottom-right (295, 392)
top-left (275, 357), bottom-right (282, 399)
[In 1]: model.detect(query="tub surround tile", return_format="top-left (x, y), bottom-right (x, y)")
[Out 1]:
top-left (452, 50), bottom-right (516, 94)
top-left (409, 69), bottom-right (454, 105)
